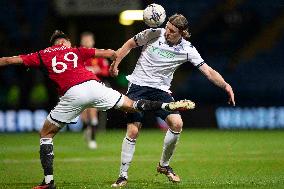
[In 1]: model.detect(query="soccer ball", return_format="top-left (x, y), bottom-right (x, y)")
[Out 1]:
top-left (143, 4), bottom-right (166, 27)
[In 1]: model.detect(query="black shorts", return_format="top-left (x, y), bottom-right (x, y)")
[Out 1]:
top-left (126, 83), bottom-right (179, 123)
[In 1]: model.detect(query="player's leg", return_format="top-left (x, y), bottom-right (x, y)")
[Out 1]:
top-left (161, 114), bottom-right (183, 166)
top-left (81, 109), bottom-right (90, 141)
top-left (81, 108), bottom-right (98, 149)
top-left (112, 122), bottom-right (141, 187)
top-left (115, 94), bottom-right (194, 112)
top-left (34, 82), bottom-right (90, 189)
top-left (33, 119), bottom-right (63, 189)
top-left (152, 90), bottom-right (182, 183)
top-left (111, 83), bottom-right (145, 188)
top-left (81, 109), bottom-right (88, 130)
top-left (88, 108), bottom-right (98, 149)
top-left (110, 83), bottom-right (194, 187)
top-left (89, 81), bottom-right (194, 113)
top-left (157, 114), bottom-right (183, 182)
top-left (114, 94), bottom-right (164, 112)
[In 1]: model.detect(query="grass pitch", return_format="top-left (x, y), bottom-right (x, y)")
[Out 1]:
top-left (0, 129), bottom-right (284, 188)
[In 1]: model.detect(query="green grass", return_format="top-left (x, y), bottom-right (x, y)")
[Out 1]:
top-left (0, 129), bottom-right (284, 188)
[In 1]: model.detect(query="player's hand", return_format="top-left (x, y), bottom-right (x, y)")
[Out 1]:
top-left (109, 62), bottom-right (119, 77)
top-left (224, 84), bottom-right (235, 106)
top-left (109, 50), bottom-right (117, 61)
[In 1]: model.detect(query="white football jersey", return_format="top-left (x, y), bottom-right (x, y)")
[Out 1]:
top-left (126, 28), bottom-right (204, 93)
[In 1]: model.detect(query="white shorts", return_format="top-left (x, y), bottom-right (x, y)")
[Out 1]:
top-left (47, 80), bottom-right (123, 127)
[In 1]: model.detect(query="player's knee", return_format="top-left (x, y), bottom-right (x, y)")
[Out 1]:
top-left (168, 118), bottom-right (183, 132)
top-left (39, 120), bottom-right (60, 138)
top-left (115, 95), bottom-right (135, 112)
top-left (39, 129), bottom-right (52, 138)
top-left (39, 129), bottom-right (55, 138)
top-left (127, 130), bottom-right (139, 139)
top-left (127, 123), bottom-right (141, 139)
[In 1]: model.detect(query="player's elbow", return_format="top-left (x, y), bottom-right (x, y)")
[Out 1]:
top-left (127, 38), bottom-right (137, 49)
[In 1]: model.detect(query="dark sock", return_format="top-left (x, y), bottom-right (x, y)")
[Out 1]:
top-left (82, 122), bottom-right (88, 130)
top-left (91, 125), bottom-right (96, 140)
top-left (134, 99), bottom-right (163, 111)
top-left (40, 138), bottom-right (54, 178)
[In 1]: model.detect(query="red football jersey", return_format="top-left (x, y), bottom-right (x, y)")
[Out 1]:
top-left (20, 45), bottom-right (99, 96)
top-left (85, 57), bottom-right (110, 79)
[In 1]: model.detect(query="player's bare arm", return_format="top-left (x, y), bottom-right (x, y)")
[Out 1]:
top-left (0, 56), bottom-right (23, 66)
top-left (109, 38), bottom-right (137, 77)
top-left (95, 49), bottom-right (117, 61)
top-left (199, 63), bottom-right (235, 106)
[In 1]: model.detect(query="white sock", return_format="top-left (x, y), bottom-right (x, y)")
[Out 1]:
top-left (160, 129), bottom-right (180, 167)
top-left (91, 117), bottom-right (98, 126)
top-left (119, 136), bottom-right (136, 179)
top-left (45, 175), bottom-right (53, 184)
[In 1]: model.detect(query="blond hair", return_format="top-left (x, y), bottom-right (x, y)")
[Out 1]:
top-left (169, 14), bottom-right (191, 39)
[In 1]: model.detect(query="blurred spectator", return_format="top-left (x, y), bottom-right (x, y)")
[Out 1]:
top-left (80, 32), bottom-right (110, 149)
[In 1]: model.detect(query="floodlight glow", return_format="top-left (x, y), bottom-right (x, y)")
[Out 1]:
top-left (119, 10), bottom-right (143, 26)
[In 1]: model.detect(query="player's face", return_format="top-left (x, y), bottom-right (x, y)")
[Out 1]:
top-left (80, 35), bottom-right (95, 48)
top-left (165, 22), bottom-right (182, 45)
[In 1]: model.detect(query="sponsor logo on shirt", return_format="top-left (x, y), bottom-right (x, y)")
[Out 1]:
top-left (148, 45), bottom-right (176, 59)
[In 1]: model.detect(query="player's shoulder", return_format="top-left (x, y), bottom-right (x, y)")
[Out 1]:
top-left (181, 39), bottom-right (193, 47)
top-left (148, 27), bottom-right (164, 33)
top-left (181, 39), bottom-right (198, 51)
top-left (42, 45), bottom-right (71, 54)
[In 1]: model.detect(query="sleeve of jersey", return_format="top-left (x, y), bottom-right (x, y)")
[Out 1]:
top-left (133, 28), bottom-right (161, 46)
top-left (78, 47), bottom-right (96, 62)
top-left (187, 46), bottom-right (205, 68)
top-left (19, 52), bottom-right (40, 67)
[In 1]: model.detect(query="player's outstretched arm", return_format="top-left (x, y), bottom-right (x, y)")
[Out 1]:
top-left (109, 38), bottom-right (137, 77)
top-left (0, 56), bottom-right (23, 67)
top-left (199, 63), bottom-right (235, 106)
top-left (94, 49), bottom-right (117, 61)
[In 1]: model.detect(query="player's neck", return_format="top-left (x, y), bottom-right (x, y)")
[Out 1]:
top-left (167, 37), bottom-right (182, 47)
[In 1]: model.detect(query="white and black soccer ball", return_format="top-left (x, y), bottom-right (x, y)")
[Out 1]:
top-left (143, 3), bottom-right (166, 27)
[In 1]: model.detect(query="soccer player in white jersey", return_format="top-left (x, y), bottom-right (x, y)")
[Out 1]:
top-left (110, 14), bottom-right (235, 187)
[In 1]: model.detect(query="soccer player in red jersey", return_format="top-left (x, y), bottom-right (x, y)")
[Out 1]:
top-left (0, 30), bottom-right (195, 189)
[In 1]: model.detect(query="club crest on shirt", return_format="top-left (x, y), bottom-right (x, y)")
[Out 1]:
top-left (173, 47), bottom-right (181, 52)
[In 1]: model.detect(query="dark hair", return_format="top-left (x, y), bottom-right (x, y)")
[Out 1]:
top-left (169, 14), bottom-right (191, 39)
top-left (80, 31), bottom-right (95, 40)
top-left (50, 30), bottom-right (69, 45)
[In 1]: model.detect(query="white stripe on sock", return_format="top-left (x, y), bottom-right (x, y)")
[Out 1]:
top-left (40, 138), bottom-right (53, 145)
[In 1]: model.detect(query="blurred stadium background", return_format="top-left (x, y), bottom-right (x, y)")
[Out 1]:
top-left (0, 0), bottom-right (284, 188)
top-left (0, 0), bottom-right (284, 130)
